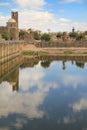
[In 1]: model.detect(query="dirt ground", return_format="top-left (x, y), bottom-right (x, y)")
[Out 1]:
top-left (20, 43), bottom-right (87, 55)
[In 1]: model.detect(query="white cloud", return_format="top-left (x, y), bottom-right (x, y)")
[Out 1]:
top-left (72, 22), bottom-right (87, 31)
top-left (12, 118), bottom-right (27, 129)
top-left (71, 98), bottom-right (87, 112)
top-left (15, 0), bottom-right (46, 9)
top-left (0, 13), bottom-right (9, 26)
top-left (19, 9), bottom-right (57, 31)
top-left (18, 9), bottom-right (87, 32)
top-left (0, 2), bottom-right (10, 6)
top-left (59, 18), bottom-right (71, 22)
top-left (0, 66), bottom-right (59, 119)
top-left (0, 8), bottom-right (87, 32)
top-left (62, 74), bottom-right (87, 89)
top-left (60, 0), bottom-right (85, 4)
top-left (63, 116), bottom-right (76, 124)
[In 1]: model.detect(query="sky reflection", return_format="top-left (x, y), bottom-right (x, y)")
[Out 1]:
top-left (0, 64), bottom-right (59, 119)
top-left (0, 59), bottom-right (87, 130)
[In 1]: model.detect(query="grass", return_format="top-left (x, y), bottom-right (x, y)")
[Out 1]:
top-left (22, 50), bottom-right (49, 56)
top-left (38, 51), bottom-right (49, 55)
top-left (83, 52), bottom-right (87, 54)
top-left (64, 50), bottom-right (73, 54)
top-left (22, 50), bottom-right (34, 55)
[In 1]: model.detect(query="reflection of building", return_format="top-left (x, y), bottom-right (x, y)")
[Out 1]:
top-left (0, 12), bottom-right (19, 40)
top-left (5, 68), bottom-right (19, 91)
top-left (21, 57), bottom-right (39, 68)
top-left (3, 68), bottom-right (19, 91)
top-left (0, 56), bottom-right (22, 91)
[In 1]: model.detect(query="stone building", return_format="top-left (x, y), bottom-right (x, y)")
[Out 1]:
top-left (0, 34), bottom-right (2, 39)
top-left (0, 11), bottom-right (19, 40)
top-left (19, 29), bottom-right (34, 42)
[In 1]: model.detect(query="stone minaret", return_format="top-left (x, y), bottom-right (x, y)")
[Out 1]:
top-left (11, 11), bottom-right (18, 28)
top-left (72, 27), bottom-right (75, 33)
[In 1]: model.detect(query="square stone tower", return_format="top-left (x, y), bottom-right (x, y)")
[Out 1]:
top-left (6, 11), bottom-right (19, 40)
top-left (11, 12), bottom-right (18, 28)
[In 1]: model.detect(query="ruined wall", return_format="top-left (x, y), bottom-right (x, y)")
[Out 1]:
top-left (0, 34), bottom-right (2, 39)
top-left (0, 55), bottom-right (23, 92)
top-left (0, 42), bottom-right (20, 63)
top-left (0, 42), bottom-right (23, 90)
top-left (38, 41), bottom-right (87, 48)
top-left (7, 21), bottom-right (19, 40)
top-left (19, 31), bottom-right (34, 43)
top-left (0, 26), bottom-right (7, 34)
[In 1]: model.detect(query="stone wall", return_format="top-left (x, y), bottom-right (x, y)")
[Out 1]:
top-left (0, 34), bottom-right (2, 39)
top-left (38, 41), bottom-right (87, 48)
top-left (0, 42), bottom-right (20, 63)
top-left (0, 55), bottom-right (23, 92)
top-left (19, 31), bottom-right (34, 43)
top-left (0, 26), bottom-right (7, 34)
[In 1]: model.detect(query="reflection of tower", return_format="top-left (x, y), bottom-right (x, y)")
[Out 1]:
top-left (4, 67), bottom-right (19, 91)
top-left (62, 61), bottom-right (66, 70)
top-left (11, 68), bottom-right (19, 91)
top-left (11, 12), bottom-right (18, 28)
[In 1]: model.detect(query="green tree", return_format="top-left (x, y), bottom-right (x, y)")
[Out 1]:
top-left (19, 30), bottom-right (25, 39)
top-left (84, 31), bottom-right (87, 35)
top-left (34, 32), bottom-right (41, 40)
top-left (28, 28), bottom-right (33, 34)
top-left (28, 28), bottom-right (32, 31)
top-left (76, 33), bottom-right (85, 40)
top-left (2, 31), bottom-right (10, 40)
top-left (56, 32), bottom-right (62, 39)
top-left (69, 32), bottom-right (78, 39)
top-left (41, 33), bottom-right (51, 41)
top-left (62, 32), bottom-right (67, 36)
top-left (62, 32), bottom-right (67, 41)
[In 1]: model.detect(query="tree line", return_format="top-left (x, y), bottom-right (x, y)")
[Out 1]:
top-left (1, 30), bottom-right (87, 41)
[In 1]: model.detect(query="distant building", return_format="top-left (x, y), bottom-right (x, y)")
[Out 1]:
top-left (19, 29), bottom-right (34, 42)
top-left (0, 11), bottom-right (19, 40)
top-left (33, 30), bottom-right (42, 35)
top-left (85, 35), bottom-right (87, 39)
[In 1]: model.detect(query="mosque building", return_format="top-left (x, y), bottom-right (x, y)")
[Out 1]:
top-left (0, 11), bottom-right (19, 40)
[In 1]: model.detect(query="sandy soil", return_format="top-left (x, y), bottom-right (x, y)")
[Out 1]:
top-left (20, 43), bottom-right (87, 55)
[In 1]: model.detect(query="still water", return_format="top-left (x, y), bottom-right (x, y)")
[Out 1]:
top-left (0, 56), bottom-right (87, 130)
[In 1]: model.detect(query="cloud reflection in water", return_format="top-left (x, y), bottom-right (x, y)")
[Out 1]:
top-left (0, 67), bottom-right (59, 119)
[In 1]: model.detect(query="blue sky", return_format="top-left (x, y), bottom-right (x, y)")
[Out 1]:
top-left (0, 0), bottom-right (87, 32)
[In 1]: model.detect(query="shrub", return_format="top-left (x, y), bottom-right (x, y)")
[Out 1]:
top-left (41, 33), bottom-right (51, 41)
top-left (2, 31), bottom-right (10, 40)
top-left (34, 32), bottom-right (41, 40)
